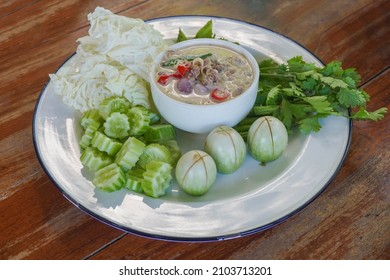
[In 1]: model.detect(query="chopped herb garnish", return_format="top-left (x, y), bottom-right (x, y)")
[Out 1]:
top-left (161, 53), bottom-right (212, 67)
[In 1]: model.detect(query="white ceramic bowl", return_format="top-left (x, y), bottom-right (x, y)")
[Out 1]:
top-left (149, 38), bottom-right (260, 134)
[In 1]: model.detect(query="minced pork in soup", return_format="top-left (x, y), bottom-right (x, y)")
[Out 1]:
top-left (155, 45), bottom-right (254, 105)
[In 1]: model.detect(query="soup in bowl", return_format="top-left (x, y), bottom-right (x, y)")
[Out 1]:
top-left (149, 39), bottom-right (259, 134)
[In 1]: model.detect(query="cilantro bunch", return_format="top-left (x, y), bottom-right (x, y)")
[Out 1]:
top-left (236, 56), bottom-right (387, 135)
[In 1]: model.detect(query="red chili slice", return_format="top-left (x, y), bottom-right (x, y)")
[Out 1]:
top-left (157, 74), bottom-right (171, 85)
top-left (177, 64), bottom-right (190, 76)
top-left (172, 73), bottom-right (183, 79)
top-left (210, 89), bottom-right (229, 102)
top-left (157, 73), bottom-right (182, 85)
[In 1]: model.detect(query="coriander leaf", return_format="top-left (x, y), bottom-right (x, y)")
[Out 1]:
top-left (303, 96), bottom-right (335, 114)
top-left (360, 89), bottom-right (371, 101)
top-left (280, 99), bottom-right (310, 131)
top-left (259, 59), bottom-right (279, 70)
top-left (321, 61), bottom-right (343, 77)
top-left (291, 103), bottom-right (309, 120)
top-left (329, 78), bottom-right (349, 89)
top-left (282, 84), bottom-right (304, 97)
top-left (318, 85), bottom-right (331, 95)
top-left (343, 68), bottom-right (361, 84)
top-left (299, 117), bottom-right (322, 134)
top-left (343, 76), bottom-right (357, 87)
top-left (280, 98), bottom-right (293, 130)
top-left (319, 76), bottom-right (335, 85)
top-left (296, 70), bottom-right (316, 80)
top-left (289, 82), bottom-right (305, 96)
top-left (351, 107), bottom-right (387, 121)
top-left (176, 28), bottom-right (188, 42)
top-left (311, 72), bottom-right (322, 81)
top-left (266, 85), bottom-right (281, 105)
top-left (279, 63), bottom-right (288, 72)
top-left (337, 88), bottom-right (367, 107)
top-left (287, 56), bottom-right (316, 72)
top-left (302, 77), bottom-right (317, 91)
top-left (195, 20), bottom-right (214, 38)
top-left (287, 56), bottom-right (305, 66)
top-left (319, 76), bottom-right (348, 89)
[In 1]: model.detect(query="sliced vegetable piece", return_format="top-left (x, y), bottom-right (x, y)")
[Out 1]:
top-left (138, 143), bottom-right (172, 169)
top-left (145, 124), bottom-right (176, 142)
top-left (92, 163), bottom-right (126, 192)
top-left (142, 160), bottom-right (173, 198)
top-left (160, 140), bottom-right (181, 167)
top-left (124, 173), bottom-right (144, 193)
top-left (91, 131), bottom-right (123, 156)
top-left (177, 64), bottom-right (190, 76)
top-left (80, 147), bottom-right (113, 172)
top-left (103, 112), bottom-right (130, 139)
top-left (149, 111), bottom-right (161, 125)
top-left (210, 89), bottom-right (229, 102)
top-left (79, 121), bottom-right (100, 149)
top-left (114, 136), bottom-right (146, 171)
top-left (98, 96), bottom-right (132, 120)
top-left (157, 74), bottom-right (172, 85)
top-left (128, 106), bottom-right (151, 136)
top-left (80, 109), bottom-right (103, 130)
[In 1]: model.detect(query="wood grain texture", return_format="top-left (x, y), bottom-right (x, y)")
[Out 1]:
top-left (0, 0), bottom-right (388, 260)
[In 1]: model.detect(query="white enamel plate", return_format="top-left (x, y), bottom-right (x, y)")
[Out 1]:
top-left (33, 16), bottom-right (351, 241)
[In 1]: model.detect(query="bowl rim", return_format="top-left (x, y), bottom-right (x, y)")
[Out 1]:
top-left (149, 38), bottom-right (260, 109)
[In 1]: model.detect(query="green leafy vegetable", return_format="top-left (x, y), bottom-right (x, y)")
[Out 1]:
top-left (176, 28), bottom-right (188, 42)
top-left (236, 56), bottom-right (387, 134)
top-left (161, 53), bottom-right (212, 67)
top-left (175, 20), bottom-right (215, 43)
top-left (194, 19), bottom-right (214, 39)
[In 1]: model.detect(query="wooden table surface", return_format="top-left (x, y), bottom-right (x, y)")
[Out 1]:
top-left (1, 0), bottom-right (389, 260)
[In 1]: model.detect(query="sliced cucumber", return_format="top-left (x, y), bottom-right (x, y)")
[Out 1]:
top-left (160, 140), bottom-right (181, 167)
top-left (124, 169), bottom-right (144, 193)
top-left (79, 121), bottom-right (100, 149)
top-left (103, 112), bottom-right (130, 139)
top-left (98, 96), bottom-right (132, 120)
top-left (149, 111), bottom-right (161, 125)
top-left (128, 165), bottom-right (146, 178)
top-left (91, 131), bottom-right (123, 157)
top-left (138, 143), bottom-right (172, 169)
top-left (145, 124), bottom-right (176, 143)
top-left (124, 166), bottom-right (145, 193)
top-left (80, 147), bottom-right (113, 172)
top-left (92, 163), bottom-right (126, 192)
top-left (128, 106), bottom-right (151, 136)
top-left (124, 174), bottom-right (143, 193)
top-left (81, 109), bottom-right (103, 130)
top-left (114, 136), bottom-right (146, 171)
top-left (142, 160), bottom-right (173, 198)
